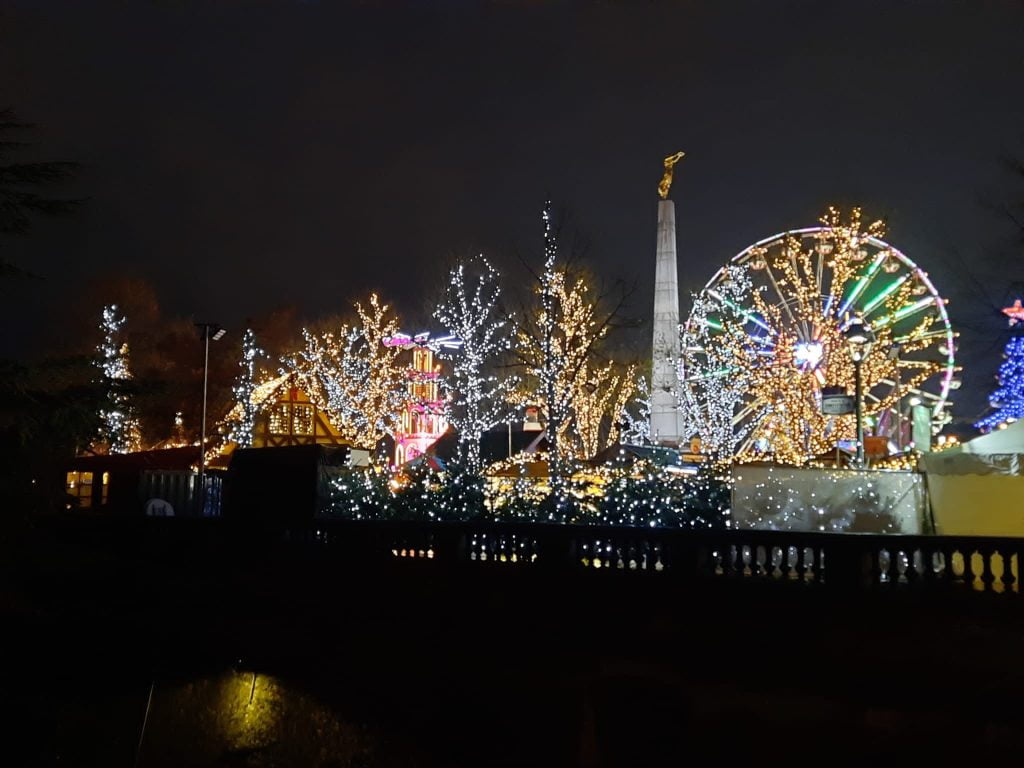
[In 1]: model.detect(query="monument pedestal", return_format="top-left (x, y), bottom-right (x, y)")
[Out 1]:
top-left (650, 198), bottom-right (683, 444)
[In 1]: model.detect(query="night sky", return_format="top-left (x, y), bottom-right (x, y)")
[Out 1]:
top-left (2, 0), bottom-right (1023, 422)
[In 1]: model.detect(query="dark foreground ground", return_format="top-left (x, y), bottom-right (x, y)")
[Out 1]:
top-left (5, 515), bottom-right (1024, 766)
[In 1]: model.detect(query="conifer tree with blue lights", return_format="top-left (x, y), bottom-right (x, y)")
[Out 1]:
top-left (976, 335), bottom-right (1024, 432)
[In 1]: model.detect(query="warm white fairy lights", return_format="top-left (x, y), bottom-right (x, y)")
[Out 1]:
top-left (515, 203), bottom-right (634, 468)
top-left (680, 208), bottom-right (954, 465)
top-left (327, 450), bottom-right (730, 528)
top-left (284, 294), bottom-right (406, 449)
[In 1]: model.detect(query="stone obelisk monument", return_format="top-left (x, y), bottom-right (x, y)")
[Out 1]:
top-left (650, 152), bottom-right (685, 445)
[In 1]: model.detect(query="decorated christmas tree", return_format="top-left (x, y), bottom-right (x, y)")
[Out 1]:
top-left (976, 335), bottom-right (1024, 432)
top-left (95, 304), bottom-right (142, 453)
top-left (227, 328), bottom-right (264, 448)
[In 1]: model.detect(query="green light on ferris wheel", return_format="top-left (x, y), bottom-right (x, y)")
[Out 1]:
top-left (861, 274), bottom-right (909, 315)
top-left (892, 297), bottom-right (935, 321)
top-left (838, 251), bottom-right (887, 316)
top-left (708, 290), bottom-right (771, 333)
top-left (875, 296), bottom-right (935, 327)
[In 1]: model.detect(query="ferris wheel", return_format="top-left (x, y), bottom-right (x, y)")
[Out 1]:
top-left (680, 208), bottom-right (957, 463)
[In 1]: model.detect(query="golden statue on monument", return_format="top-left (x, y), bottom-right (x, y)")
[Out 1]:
top-left (658, 151), bottom-right (686, 199)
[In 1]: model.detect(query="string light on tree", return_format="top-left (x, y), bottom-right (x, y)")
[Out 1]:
top-left (95, 304), bottom-right (141, 454)
top-left (228, 328), bottom-right (265, 448)
top-left (620, 375), bottom-right (653, 446)
top-left (976, 335), bottom-right (1024, 432)
top-left (515, 202), bottom-right (632, 467)
top-left (284, 294), bottom-right (406, 450)
top-left (327, 450), bottom-right (730, 529)
top-left (433, 255), bottom-right (514, 474)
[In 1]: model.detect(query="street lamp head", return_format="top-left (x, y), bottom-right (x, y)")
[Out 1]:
top-left (196, 322), bottom-right (227, 342)
top-left (844, 316), bottom-right (875, 362)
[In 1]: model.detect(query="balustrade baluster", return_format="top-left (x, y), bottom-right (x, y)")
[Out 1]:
top-left (770, 546), bottom-right (783, 579)
top-left (952, 548), bottom-right (970, 588)
top-left (755, 545), bottom-right (768, 579)
top-left (712, 548), bottom-right (729, 577)
top-left (980, 546), bottom-right (997, 593)
top-left (906, 548), bottom-right (923, 586)
top-left (895, 550), bottom-right (909, 584)
top-left (1002, 551), bottom-right (1018, 593)
top-left (876, 548), bottom-right (891, 586)
top-left (796, 546), bottom-right (810, 583)
top-left (653, 541), bottom-right (665, 572)
top-left (1000, 549), bottom-right (1014, 593)
top-left (923, 548), bottom-right (943, 586)
top-left (940, 548), bottom-right (959, 587)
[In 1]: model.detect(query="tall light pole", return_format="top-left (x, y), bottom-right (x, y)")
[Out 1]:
top-left (888, 343), bottom-right (903, 452)
top-left (844, 317), bottom-right (875, 468)
top-left (196, 322), bottom-right (226, 514)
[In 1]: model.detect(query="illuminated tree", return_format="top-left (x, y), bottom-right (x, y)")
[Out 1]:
top-left (95, 304), bottom-right (141, 453)
top-left (227, 328), bottom-right (264, 448)
top-left (285, 294), bottom-right (406, 448)
top-left (619, 374), bottom-right (652, 446)
top-left (515, 203), bottom-right (633, 467)
top-left (433, 255), bottom-right (514, 473)
top-left (571, 359), bottom-right (635, 458)
top-left (976, 335), bottom-right (1024, 432)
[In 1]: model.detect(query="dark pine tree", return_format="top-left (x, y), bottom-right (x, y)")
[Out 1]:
top-left (0, 109), bottom-right (79, 276)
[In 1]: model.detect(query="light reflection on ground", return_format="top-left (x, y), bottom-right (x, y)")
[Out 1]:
top-left (136, 669), bottom-right (405, 767)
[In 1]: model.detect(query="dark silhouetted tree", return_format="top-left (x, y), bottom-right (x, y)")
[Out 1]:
top-left (0, 109), bottom-right (79, 277)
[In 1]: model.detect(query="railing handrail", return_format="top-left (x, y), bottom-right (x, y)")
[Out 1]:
top-left (41, 513), bottom-right (1024, 597)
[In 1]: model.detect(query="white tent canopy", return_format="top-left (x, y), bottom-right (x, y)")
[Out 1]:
top-left (921, 419), bottom-right (1024, 477)
top-left (922, 420), bottom-right (1024, 536)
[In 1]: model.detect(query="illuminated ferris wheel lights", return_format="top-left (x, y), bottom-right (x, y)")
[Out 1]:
top-left (862, 275), bottom-right (910, 316)
top-left (892, 296), bottom-right (936, 322)
top-left (681, 212), bottom-right (954, 464)
top-left (793, 340), bottom-right (825, 370)
top-left (708, 289), bottom-right (773, 333)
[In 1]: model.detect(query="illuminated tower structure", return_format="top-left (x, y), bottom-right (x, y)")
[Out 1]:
top-left (650, 152), bottom-right (686, 445)
top-left (385, 332), bottom-right (459, 465)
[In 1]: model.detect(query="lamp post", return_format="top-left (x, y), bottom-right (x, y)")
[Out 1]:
top-left (844, 316), bottom-right (875, 468)
top-left (888, 343), bottom-right (903, 452)
top-left (196, 322), bottom-right (226, 514)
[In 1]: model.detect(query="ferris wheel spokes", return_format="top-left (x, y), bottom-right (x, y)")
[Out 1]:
top-left (680, 216), bottom-right (955, 464)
